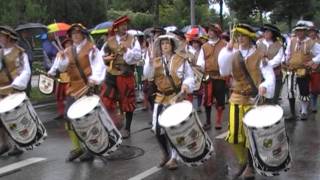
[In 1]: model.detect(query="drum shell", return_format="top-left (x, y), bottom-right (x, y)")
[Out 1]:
top-left (160, 104), bottom-right (213, 166)
top-left (0, 93), bottom-right (47, 150)
top-left (244, 116), bottom-right (291, 176)
top-left (67, 97), bottom-right (122, 156)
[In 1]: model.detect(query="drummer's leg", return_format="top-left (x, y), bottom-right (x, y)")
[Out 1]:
top-left (203, 80), bottom-right (213, 130)
top-left (213, 79), bottom-right (226, 129)
top-left (0, 127), bottom-right (10, 155)
top-left (296, 76), bottom-right (310, 120)
top-left (153, 104), bottom-right (170, 167)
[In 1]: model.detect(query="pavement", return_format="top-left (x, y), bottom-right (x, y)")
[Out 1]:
top-left (0, 78), bottom-right (319, 180)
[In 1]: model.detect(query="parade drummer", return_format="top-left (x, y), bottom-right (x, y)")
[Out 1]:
top-left (256, 24), bottom-right (285, 104)
top-left (0, 26), bottom-right (31, 156)
top-left (48, 23), bottom-right (106, 162)
top-left (218, 23), bottom-right (275, 179)
top-left (307, 23), bottom-right (320, 113)
top-left (197, 23), bottom-right (227, 130)
top-left (100, 15), bottom-right (142, 139)
top-left (285, 21), bottom-right (320, 120)
top-left (144, 34), bottom-right (194, 170)
top-left (185, 28), bottom-right (204, 112)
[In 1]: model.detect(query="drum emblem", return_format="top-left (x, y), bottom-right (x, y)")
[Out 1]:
top-left (19, 129), bottom-right (29, 137)
top-left (176, 137), bottom-right (186, 146)
top-left (9, 123), bottom-right (17, 130)
top-left (263, 139), bottom-right (273, 149)
top-left (80, 132), bottom-right (87, 138)
top-left (91, 127), bottom-right (99, 135)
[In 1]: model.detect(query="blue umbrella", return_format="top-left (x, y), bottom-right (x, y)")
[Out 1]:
top-left (90, 21), bottom-right (113, 35)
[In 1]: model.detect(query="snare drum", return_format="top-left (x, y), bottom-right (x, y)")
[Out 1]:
top-left (67, 95), bottom-right (122, 156)
top-left (0, 92), bottom-right (47, 151)
top-left (243, 105), bottom-right (291, 176)
top-left (159, 101), bottom-right (214, 166)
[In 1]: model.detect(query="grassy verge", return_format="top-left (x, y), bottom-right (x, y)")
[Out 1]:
top-left (29, 87), bottom-right (54, 102)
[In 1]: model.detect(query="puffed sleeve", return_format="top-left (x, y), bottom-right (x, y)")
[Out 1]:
top-left (11, 52), bottom-right (31, 90)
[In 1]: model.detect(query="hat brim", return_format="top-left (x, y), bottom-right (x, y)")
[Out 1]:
top-left (232, 27), bottom-right (257, 39)
top-left (154, 35), bottom-right (180, 52)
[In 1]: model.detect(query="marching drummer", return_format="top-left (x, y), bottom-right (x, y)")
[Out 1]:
top-left (0, 26), bottom-right (31, 156)
top-left (256, 24), bottom-right (285, 104)
top-left (48, 24), bottom-right (106, 162)
top-left (285, 21), bottom-right (320, 120)
top-left (197, 23), bottom-right (227, 130)
top-left (144, 34), bottom-right (195, 170)
top-left (218, 23), bottom-right (276, 179)
top-left (100, 15), bottom-right (142, 139)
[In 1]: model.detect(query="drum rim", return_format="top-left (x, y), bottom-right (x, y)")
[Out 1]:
top-left (159, 101), bottom-right (193, 128)
top-left (243, 105), bottom-right (283, 129)
top-left (0, 92), bottom-right (27, 113)
top-left (67, 95), bottom-right (100, 119)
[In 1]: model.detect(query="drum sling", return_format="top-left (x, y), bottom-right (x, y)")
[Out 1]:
top-left (163, 57), bottom-right (184, 94)
top-left (72, 46), bottom-right (88, 84)
top-left (0, 50), bottom-right (13, 83)
top-left (238, 52), bottom-right (258, 97)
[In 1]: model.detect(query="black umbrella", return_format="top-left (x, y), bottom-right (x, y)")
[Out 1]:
top-left (15, 23), bottom-right (48, 35)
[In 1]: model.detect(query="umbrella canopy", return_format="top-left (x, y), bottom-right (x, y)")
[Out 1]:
top-left (127, 29), bottom-right (144, 36)
top-left (90, 21), bottom-right (113, 35)
top-left (181, 25), bottom-right (206, 34)
top-left (15, 23), bottom-right (48, 32)
top-left (47, 22), bottom-right (71, 36)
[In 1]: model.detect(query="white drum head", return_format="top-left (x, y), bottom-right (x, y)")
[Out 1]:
top-left (67, 95), bottom-right (100, 119)
top-left (0, 92), bottom-right (26, 113)
top-left (159, 101), bottom-right (193, 128)
top-left (243, 105), bottom-right (283, 128)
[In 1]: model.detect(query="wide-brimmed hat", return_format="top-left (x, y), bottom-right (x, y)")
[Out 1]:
top-left (154, 34), bottom-right (180, 52)
top-left (232, 23), bottom-right (257, 39)
top-left (151, 27), bottom-right (166, 35)
top-left (292, 20), bottom-right (312, 32)
top-left (171, 29), bottom-right (185, 39)
top-left (0, 26), bottom-right (19, 40)
top-left (207, 23), bottom-right (223, 35)
top-left (261, 24), bottom-right (282, 37)
top-left (67, 23), bottom-right (89, 36)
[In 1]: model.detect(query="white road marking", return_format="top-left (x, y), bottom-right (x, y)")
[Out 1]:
top-left (0, 157), bottom-right (46, 176)
top-left (215, 131), bottom-right (228, 139)
top-left (128, 131), bottom-right (229, 180)
top-left (128, 166), bottom-right (161, 180)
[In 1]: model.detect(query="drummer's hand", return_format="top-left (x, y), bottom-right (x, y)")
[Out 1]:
top-left (88, 79), bottom-right (98, 87)
top-left (180, 84), bottom-right (189, 94)
top-left (259, 86), bottom-right (267, 96)
top-left (304, 61), bottom-right (314, 68)
top-left (57, 51), bottom-right (65, 59)
top-left (103, 54), bottom-right (116, 63)
top-left (226, 39), bottom-right (234, 51)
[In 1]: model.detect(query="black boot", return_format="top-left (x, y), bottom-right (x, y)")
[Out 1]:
top-left (286, 98), bottom-right (296, 120)
top-left (203, 106), bottom-right (212, 130)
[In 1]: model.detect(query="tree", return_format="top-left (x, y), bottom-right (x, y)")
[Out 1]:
top-left (270, 0), bottom-right (314, 30)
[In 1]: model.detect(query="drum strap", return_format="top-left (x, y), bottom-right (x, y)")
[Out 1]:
top-left (0, 50), bottom-right (13, 83)
top-left (238, 52), bottom-right (258, 97)
top-left (72, 46), bottom-right (88, 84)
top-left (163, 56), bottom-right (180, 94)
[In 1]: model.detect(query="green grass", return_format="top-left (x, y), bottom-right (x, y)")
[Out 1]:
top-left (29, 87), bottom-right (54, 102)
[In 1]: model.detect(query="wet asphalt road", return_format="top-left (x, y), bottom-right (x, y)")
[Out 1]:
top-left (0, 89), bottom-right (320, 180)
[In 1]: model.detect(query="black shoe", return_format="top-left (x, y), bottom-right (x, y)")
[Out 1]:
top-left (79, 151), bottom-right (95, 162)
top-left (0, 145), bottom-right (10, 156)
top-left (122, 129), bottom-right (130, 139)
top-left (66, 149), bottom-right (84, 162)
top-left (300, 113), bottom-right (308, 121)
top-left (8, 146), bottom-right (23, 156)
top-left (203, 123), bottom-right (211, 131)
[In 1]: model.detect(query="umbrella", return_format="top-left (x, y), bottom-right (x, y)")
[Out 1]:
top-left (47, 22), bottom-right (71, 37)
top-left (90, 21), bottom-right (113, 35)
top-left (15, 23), bottom-right (48, 35)
top-left (127, 29), bottom-right (144, 36)
top-left (181, 25), bottom-right (206, 34)
top-left (164, 26), bottom-right (177, 33)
